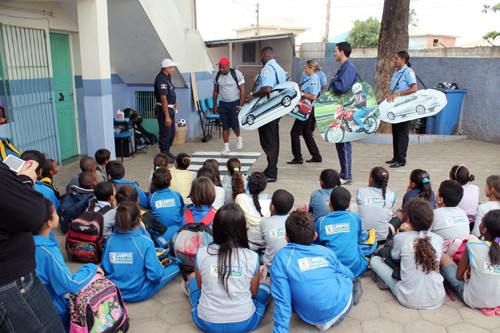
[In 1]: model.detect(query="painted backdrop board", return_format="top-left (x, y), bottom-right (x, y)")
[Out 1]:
top-left (315, 82), bottom-right (380, 143)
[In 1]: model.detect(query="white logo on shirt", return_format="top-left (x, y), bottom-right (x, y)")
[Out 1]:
top-left (270, 228), bottom-right (286, 238)
top-left (484, 262), bottom-right (500, 274)
top-left (210, 264), bottom-right (243, 277)
top-left (325, 223), bottom-right (350, 235)
top-left (445, 216), bottom-right (467, 225)
top-left (263, 69), bottom-right (271, 77)
top-left (298, 256), bottom-right (328, 271)
top-left (110, 252), bottom-right (133, 264)
top-left (365, 197), bottom-right (385, 207)
top-left (155, 199), bottom-right (176, 209)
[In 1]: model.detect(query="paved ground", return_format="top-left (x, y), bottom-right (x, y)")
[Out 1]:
top-left (55, 116), bottom-right (500, 332)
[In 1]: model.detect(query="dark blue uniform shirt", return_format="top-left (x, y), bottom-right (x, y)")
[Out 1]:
top-left (154, 71), bottom-right (176, 104)
top-left (330, 59), bottom-right (358, 95)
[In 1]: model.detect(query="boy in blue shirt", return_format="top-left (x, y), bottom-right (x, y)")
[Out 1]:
top-left (148, 167), bottom-right (185, 241)
top-left (315, 186), bottom-right (368, 304)
top-left (106, 160), bottom-right (148, 207)
top-left (34, 198), bottom-right (101, 331)
top-left (271, 210), bottom-right (354, 332)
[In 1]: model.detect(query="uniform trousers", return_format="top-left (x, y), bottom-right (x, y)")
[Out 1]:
top-left (335, 142), bottom-right (352, 180)
top-left (290, 110), bottom-right (321, 161)
top-left (258, 118), bottom-right (280, 179)
top-left (155, 105), bottom-right (176, 153)
top-left (391, 121), bottom-right (410, 163)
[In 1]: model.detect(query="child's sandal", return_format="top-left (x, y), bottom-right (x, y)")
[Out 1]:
top-left (494, 306), bottom-right (500, 316)
top-left (479, 308), bottom-right (495, 316)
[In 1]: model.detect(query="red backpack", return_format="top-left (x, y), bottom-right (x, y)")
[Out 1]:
top-left (184, 207), bottom-right (217, 226)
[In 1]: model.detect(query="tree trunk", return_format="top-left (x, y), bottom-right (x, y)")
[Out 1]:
top-left (374, 0), bottom-right (410, 133)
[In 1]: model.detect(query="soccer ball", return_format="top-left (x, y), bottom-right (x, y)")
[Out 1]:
top-left (178, 119), bottom-right (186, 127)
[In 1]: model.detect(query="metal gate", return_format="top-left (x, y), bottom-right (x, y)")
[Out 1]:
top-left (0, 24), bottom-right (61, 164)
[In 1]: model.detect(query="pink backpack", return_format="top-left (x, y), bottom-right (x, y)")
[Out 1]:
top-left (69, 274), bottom-right (129, 333)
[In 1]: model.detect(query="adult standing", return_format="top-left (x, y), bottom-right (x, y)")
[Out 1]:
top-left (246, 47), bottom-right (286, 183)
top-left (385, 51), bottom-right (417, 168)
top-left (330, 42), bottom-right (358, 185)
top-left (0, 160), bottom-right (65, 332)
top-left (212, 57), bottom-right (245, 154)
top-left (154, 58), bottom-right (179, 162)
top-left (288, 59), bottom-right (322, 164)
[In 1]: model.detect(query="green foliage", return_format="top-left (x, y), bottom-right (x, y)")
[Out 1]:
top-left (483, 3), bottom-right (500, 40)
top-left (346, 17), bottom-right (381, 48)
top-left (409, 8), bottom-right (418, 27)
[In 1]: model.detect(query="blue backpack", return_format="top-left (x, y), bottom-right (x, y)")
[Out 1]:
top-left (0, 137), bottom-right (20, 161)
top-left (59, 193), bottom-right (94, 233)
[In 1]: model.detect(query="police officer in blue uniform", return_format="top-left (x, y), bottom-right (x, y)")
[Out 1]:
top-left (330, 42), bottom-right (358, 185)
top-left (154, 59), bottom-right (179, 162)
top-left (246, 47), bottom-right (286, 182)
top-left (385, 51), bottom-right (418, 168)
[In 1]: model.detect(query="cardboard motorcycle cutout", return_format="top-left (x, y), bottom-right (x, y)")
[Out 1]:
top-left (315, 82), bottom-right (380, 143)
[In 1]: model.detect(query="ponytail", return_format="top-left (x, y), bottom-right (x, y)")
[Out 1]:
top-left (231, 169), bottom-right (246, 200)
top-left (370, 167), bottom-right (389, 204)
top-left (248, 172), bottom-right (267, 217)
top-left (483, 210), bottom-right (500, 265)
top-left (115, 202), bottom-right (141, 232)
top-left (410, 169), bottom-right (433, 203)
top-left (450, 165), bottom-right (474, 185)
top-left (414, 234), bottom-right (439, 274)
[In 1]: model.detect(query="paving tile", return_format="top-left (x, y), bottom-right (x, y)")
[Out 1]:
top-left (419, 305), bottom-right (461, 327)
top-left (128, 318), bottom-right (169, 332)
top-left (446, 323), bottom-right (490, 333)
top-left (167, 322), bottom-right (203, 333)
top-left (379, 299), bottom-right (420, 323)
top-left (125, 298), bottom-right (163, 320)
top-left (403, 319), bottom-right (446, 333)
top-left (458, 306), bottom-right (500, 330)
top-left (333, 317), bottom-right (362, 333)
top-left (159, 298), bottom-right (194, 325)
top-left (349, 300), bottom-right (380, 321)
top-left (360, 317), bottom-right (403, 333)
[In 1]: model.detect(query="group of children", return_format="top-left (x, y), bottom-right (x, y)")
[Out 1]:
top-left (22, 147), bottom-right (500, 331)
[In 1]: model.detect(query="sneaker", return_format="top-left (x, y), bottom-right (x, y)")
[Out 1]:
top-left (480, 308), bottom-right (495, 316)
top-left (236, 137), bottom-right (243, 150)
top-left (370, 270), bottom-right (389, 290)
top-left (340, 178), bottom-right (352, 185)
top-left (221, 147), bottom-right (230, 155)
top-left (181, 281), bottom-right (190, 298)
top-left (494, 306), bottom-right (500, 316)
top-left (353, 277), bottom-right (363, 305)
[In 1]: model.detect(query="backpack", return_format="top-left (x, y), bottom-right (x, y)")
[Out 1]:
top-left (169, 223), bottom-right (213, 277)
top-left (69, 274), bottom-right (129, 333)
top-left (59, 193), bottom-right (94, 233)
top-left (183, 207), bottom-right (217, 226)
top-left (0, 137), bottom-right (20, 161)
top-left (215, 68), bottom-right (238, 86)
top-left (66, 203), bottom-right (112, 263)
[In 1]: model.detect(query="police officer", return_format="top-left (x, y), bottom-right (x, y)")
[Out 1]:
top-left (245, 47), bottom-right (286, 182)
top-left (154, 59), bottom-right (179, 162)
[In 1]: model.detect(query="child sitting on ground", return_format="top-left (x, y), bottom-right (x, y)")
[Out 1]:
top-left (431, 180), bottom-right (469, 242)
top-left (185, 204), bottom-right (271, 332)
top-left (222, 157), bottom-right (249, 204)
top-left (184, 176), bottom-right (217, 226)
top-left (450, 165), bottom-right (480, 225)
top-left (148, 167), bottom-right (185, 241)
top-left (66, 156), bottom-right (96, 194)
top-left (271, 210), bottom-right (354, 331)
top-left (316, 186), bottom-right (368, 304)
top-left (40, 159), bottom-right (60, 199)
top-left (235, 172), bottom-right (271, 228)
top-left (202, 158), bottom-right (222, 187)
top-left (260, 189), bottom-right (294, 273)
top-left (170, 153), bottom-right (195, 201)
top-left (102, 202), bottom-right (180, 302)
top-left (402, 169), bottom-right (436, 208)
top-left (34, 198), bottom-right (102, 330)
top-left (357, 167), bottom-right (397, 242)
top-left (95, 148), bottom-right (111, 183)
top-left (91, 181), bottom-right (117, 238)
top-left (370, 198), bottom-right (445, 309)
top-left (441, 209), bottom-right (500, 316)
top-left (308, 169), bottom-right (340, 221)
top-left (148, 153), bottom-right (169, 191)
top-left (106, 160), bottom-right (148, 207)
top-left (473, 175), bottom-right (500, 237)
top-left (197, 166), bottom-right (225, 209)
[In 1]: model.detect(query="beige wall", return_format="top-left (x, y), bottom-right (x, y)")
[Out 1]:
top-left (236, 27), bottom-right (305, 38)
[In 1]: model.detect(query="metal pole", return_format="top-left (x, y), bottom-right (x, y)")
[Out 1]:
top-left (256, 3), bottom-right (260, 36)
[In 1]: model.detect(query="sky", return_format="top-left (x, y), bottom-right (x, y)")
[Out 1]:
top-left (197, 0), bottom-right (499, 46)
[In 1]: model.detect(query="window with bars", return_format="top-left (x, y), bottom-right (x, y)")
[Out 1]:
top-left (134, 91), bottom-right (155, 119)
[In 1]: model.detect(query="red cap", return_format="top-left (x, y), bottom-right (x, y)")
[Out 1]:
top-left (216, 57), bottom-right (230, 66)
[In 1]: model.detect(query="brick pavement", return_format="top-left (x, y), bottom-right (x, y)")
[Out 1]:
top-left (55, 116), bottom-right (500, 332)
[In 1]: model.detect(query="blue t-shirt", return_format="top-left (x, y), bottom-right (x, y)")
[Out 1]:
top-left (390, 64), bottom-right (417, 94)
top-left (301, 73), bottom-right (321, 106)
top-left (148, 188), bottom-right (185, 228)
top-left (113, 179), bottom-right (148, 208)
top-left (315, 211), bottom-right (369, 277)
top-left (257, 59), bottom-right (286, 90)
top-left (154, 71), bottom-right (176, 104)
top-left (330, 59), bottom-right (358, 95)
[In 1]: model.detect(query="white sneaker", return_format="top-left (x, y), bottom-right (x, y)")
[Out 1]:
top-left (340, 178), bottom-right (352, 185)
top-left (236, 137), bottom-right (243, 150)
top-left (221, 147), bottom-right (230, 155)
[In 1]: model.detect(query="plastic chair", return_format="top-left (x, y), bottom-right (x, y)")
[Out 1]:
top-left (201, 97), bottom-right (221, 138)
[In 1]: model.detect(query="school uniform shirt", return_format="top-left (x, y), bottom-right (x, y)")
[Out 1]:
top-left (271, 243), bottom-right (354, 332)
top-left (235, 193), bottom-right (272, 227)
top-left (213, 185), bottom-right (225, 210)
top-left (34, 180), bottom-right (60, 210)
top-left (257, 59), bottom-right (287, 90)
top-left (330, 59), bottom-right (358, 95)
top-left (113, 179), bottom-right (148, 208)
top-left (472, 201), bottom-right (500, 237)
top-left (212, 69), bottom-right (245, 102)
top-left (196, 244), bottom-right (259, 324)
top-left (91, 201), bottom-right (117, 238)
top-left (169, 169), bottom-right (195, 200)
top-left (148, 188), bottom-right (185, 228)
top-left (301, 73), bottom-right (321, 106)
top-left (102, 229), bottom-right (176, 302)
top-left (34, 235), bottom-right (97, 315)
top-left (458, 184), bottom-right (480, 224)
top-left (390, 64), bottom-right (416, 94)
top-left (463, 240), bottom-right (500, 308)
top-left (308, 188), bottom-right (333, 221)
top-left (431, 206), bottom-right (470, 241)
top-left (402, 189), bottom-right (437, 208)
top-left (391, 230), bottom-right (445, 309)
top-left (315, 211), bottom-right (369, 277)
top-left (259, 215), bottom-right (288, 271)
top-left (356, 187), bottom-right (396, 241)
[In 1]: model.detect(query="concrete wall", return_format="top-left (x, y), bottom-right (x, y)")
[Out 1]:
top-left (292, 57), bottom-right (500, 143)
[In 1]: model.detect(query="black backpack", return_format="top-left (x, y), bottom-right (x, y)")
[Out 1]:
top-left (58, 192), bottom-right (94, 233)
top-left (215, 68), bottom-right (239, 86)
